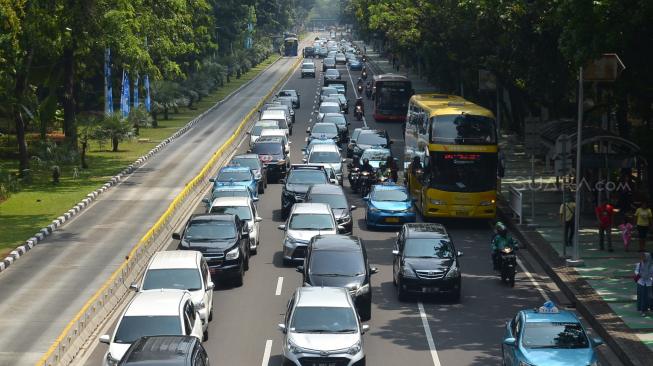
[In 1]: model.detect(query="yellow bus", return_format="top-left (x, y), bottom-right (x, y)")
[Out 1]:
top-left (404, 94), bottom-right (498, 219)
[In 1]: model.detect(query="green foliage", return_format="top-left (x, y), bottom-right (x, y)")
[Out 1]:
top-left (95, 113), bottom-right (134, 152)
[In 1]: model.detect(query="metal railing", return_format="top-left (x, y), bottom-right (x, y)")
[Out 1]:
top-left (508, 186), bottom-right (524, 225)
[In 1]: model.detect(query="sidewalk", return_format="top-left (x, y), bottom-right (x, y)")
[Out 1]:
top-left (500, 134), bottom-right (653, 354)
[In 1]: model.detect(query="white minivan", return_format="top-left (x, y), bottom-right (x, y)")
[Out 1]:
top-left (260, 109), bottom-right (292, 135)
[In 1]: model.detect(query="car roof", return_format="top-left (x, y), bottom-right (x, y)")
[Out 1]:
top-left (311, 234), bottom-right (362, 251)
top-left (190, 213), bottom-right (237, 223)
top-left (320, 102), bottom-right (340, 107)
top-left (309, 144), bottom-right (339, 152)
top-left (372, 184), bottom-right (406, 192)
top-left (323, 113), bottom-right (345, 119)
top-left (148, 251), bottom-right (201, 270)
top-left (213, 185), bottom-right (249, 192)
top-left (210, 196), bottom-right (252, 207)
top-left (404, 223), bottom-right (449, 238)
top-left (233, 153), bottom-right (259, 160)
top-left (255, 136), bottom-right (284, 144)
top-left (260, 110), bottom-right (285, 117)
top-left (362, 147), bottom-right (391, 154)
top-left (255, 119), bottom-right (279, 126)
top-left (122, 336), bottom-right (198, 364)
top-left (260, 129), bottom-right (286, 137)
top-left (219, 166), bottom-right (251, 173)
top-left (125, 291), bottom-right (186, 316)
top-left (296, 287), bottom-right (351, 308)
top-left (522, 308), bottom-right (580, 323)
top-left (308, 183), bottom-right (345, 196)
top-left (291, 203), bottom-right (332, 214)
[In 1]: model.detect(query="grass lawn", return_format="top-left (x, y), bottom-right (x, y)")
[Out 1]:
top-left (0, 55), bottom-right (280, 258)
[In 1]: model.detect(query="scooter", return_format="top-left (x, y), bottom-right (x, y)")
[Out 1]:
top-left (357, 83), bottom-right (364, 95)
top-left (362, 70), bottom-right (368, 80)
top-left (359, 171), bottom-right (375, 197)
top-left (497, 247), bottom-right (517, 287)
top-left (354, 105), bottom-right (363, 121)
top-left (348, 166), bottom-right (361, 191)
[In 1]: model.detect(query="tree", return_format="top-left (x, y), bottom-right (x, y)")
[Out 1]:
top-left (96, 113), bottom-right (133, 152)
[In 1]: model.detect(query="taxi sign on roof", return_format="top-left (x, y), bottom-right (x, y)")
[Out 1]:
top-left (537, 301), bottom-right (559, 313)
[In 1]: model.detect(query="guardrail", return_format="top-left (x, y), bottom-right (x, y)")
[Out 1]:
top-left (37, 51), bottom-right (304, 366)
top-left (508, 186), bottom-right (524, 224)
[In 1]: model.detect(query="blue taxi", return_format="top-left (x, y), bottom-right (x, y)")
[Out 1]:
top-left (364, 183), bottom-right (416, 229)
top-left (210, 166), bottom-right (258, 198)
top-left (502, 302), bottom-right (602, 366)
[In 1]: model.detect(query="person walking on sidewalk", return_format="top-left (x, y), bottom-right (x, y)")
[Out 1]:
top-left (559, 197), bottom-right (576, 247)
top-left (619, 216), bottom-right (634, 252)
top-left (596, 200), bottom-right (617, 252)
top-left (635, 252), bottom-right (653, 316)
top-left (635, 202), bottom-right (652, 252)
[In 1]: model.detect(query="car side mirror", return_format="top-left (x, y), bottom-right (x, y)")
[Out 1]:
top-left (361, 324), bottom-right (370, 334)
top-left (246, 131), bottom-right (251, 135)
top-left (278, 323), bottom-right (287, 333)
top-left (242, 230), bottom-right (250, 238)
top-left (278, 224), bottom-right (287, 231)
top-left (330, 179), bottom-right (338, 185)
top-left (253, 196), bottom-right (260, 202)
top-left (363, 196), bottom-right (369, 201)
top-left (350, 205), bottom-right (357, 211)
top-left (296, 265), bottom-right (304, 273)
top-left (129, 282), bottom-right (139, 291)
top-left (337, 225), bottom-right (346, 233)
top-left (247, 149), bottom-right (252, 153)
top-left (99, 334), bottom-right (111, 344)
top-left (207, 282), bottom-right (215, 291)
top-left (255, 216), bottom-right (263, 222)
top-left (172, 232), bottom-right (181, 240)
top-left (202, 198), bottom-right (210, 205)
top-left (591, 337), bottom-right (604, 347)
top-left (279, 178), bottom-right (286, 184)
top-left (502, 337), bottom-right (516, 346)
top-left (302, 158), bottom-right (307, 163)
top-left (392, 250), bottom-right (399, 256)
top-left (370, 267), bottom-right (378, 274)
top-left (306, 127), bottom-right (311, 133)
top-left (457, 251), bottom-right (464, 257)
top-left (209, 178), bottom-right (215, 183)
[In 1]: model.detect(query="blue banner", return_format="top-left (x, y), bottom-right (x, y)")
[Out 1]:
top-left (104, 48), bottom-right (113, 115)
top-left (121, 70), bottom-right (130, 118)
top-left (133, 74), bottom-right (139, 108)
top-left (144, 75), bottom-right (151, 113)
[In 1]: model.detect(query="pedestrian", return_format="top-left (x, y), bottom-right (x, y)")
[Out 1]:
top-left (559, 197), bottom-right (576, 247)
top-left (635, 252), bottom-right (653, 316)
top-left (595, 199), bottom-right (617, 252)
top-left (635, 202), bottom-right (652, 252)
top-left (619, 216), bottom-right (634, 252)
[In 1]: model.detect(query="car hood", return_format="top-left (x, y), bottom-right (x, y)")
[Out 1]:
top-left (183, 238), bottom-right (237, 252)
top-left (369, 200), bottom-right (411, 211)
top-left (108, 343), bottom-right (132, 363)
top-left (287, 229), bottom-right (336, 242)
top-left (403, 257), bottom-right (453, 272)
top-left (312, 162), bottom-right (342, 173)
top-left (356, 143), bottom-right (387, 151)
top-left (310, 132), bottom-right (338, 139)
top-left (521, 347), bottom-right (595, 366)
top-left (308, 274), bottom-right (363, 289)
top-left (332, 208), bottom-right (349, 220)
top-left (285, 183), bottom-right (313, 194)
top-left (289, 333), bottom-right (360, 353)
top-left (216, 181), bottom-right (253, 189)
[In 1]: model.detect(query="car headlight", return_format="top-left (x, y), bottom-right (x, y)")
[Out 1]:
top-left (287, 339), bottom-right (310, 354)
top-left (369, 206), bottom-right (380, 213)
top-left (284, 236), bottom-right (298, 248)
top-left (430, 199), bottom-right (446, 205)
top-left (106, 353), bottom-right (119, 366)
top-left (194, 300), bottom-right (206, 310)
top-left (338, 214), bottom-right (351, 223)
top-left (406, 206), bottom-right (415, 213)
top-left (356, 283), bottom-right (370, 296)
top-left (277, 159), bottom-right (286, 165)
top-left (445, 265), bottom-right (460, 278)
top-left (225, 247), bottom-right (240, 260)
top-left (479, 200), bottom-right (495, 206)
top-left (347, 341), bottom-right (362, 355)
top-left (401, 267), bottom-right (417, 278)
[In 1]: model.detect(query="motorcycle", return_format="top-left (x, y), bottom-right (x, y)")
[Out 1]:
top-left (377, 167), bottom-right (396, 184)
top-left (362, 70), bottom-right (368, 80)
top-left (365, 84), bottom-right (372, 99)
top-left (359, 171), bottom-right (375, 197)
top-left (357, 83), bottom-right (364, 95)
top-left (354, 105), bottom-right (363, 121)
top-left (348, 166), bottom-right (361, 191)
top-left (497, 246), bottom-right (517, 287)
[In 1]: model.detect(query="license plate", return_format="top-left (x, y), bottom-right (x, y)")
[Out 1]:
top-left (314, 363), bottom-right (336, 366)
top-left (422, 287), bottom-right (438, 293)
top-left (385, 217), bottom-right (400, 223)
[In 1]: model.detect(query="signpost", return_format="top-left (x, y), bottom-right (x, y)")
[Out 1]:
top-left (524, 117), bottom-right (540, 223)
top-left (555, 134), bottom-right (572, 257)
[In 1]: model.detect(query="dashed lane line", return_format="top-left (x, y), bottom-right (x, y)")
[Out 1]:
top-left (418, 301), bottom-right (442, 366)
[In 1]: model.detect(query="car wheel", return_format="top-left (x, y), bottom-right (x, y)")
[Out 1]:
top-left (397, 283), bottom-right (408, 302)
top-left (202, 329), bottom-right (208, 342)
top-left (258, 183), bottom-right (264, 194)
top-left (450, 288), bottom-right (461, 303)
top-left (244, 251), bottom-right (250, 271)
top-left (209, 308), bottom-right (213, 322)
top-left (282, 258), bottom-right (291, 266)
top-left (233, 266), bottom-right (244, 287)
top-left (359, 299), bottom-right (372, 321)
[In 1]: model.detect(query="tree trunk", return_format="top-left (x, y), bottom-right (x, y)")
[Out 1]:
top-left (151, 111), bottom-right (158, 127)
top-left (112, 136), bottom-right (119, 152)
top-left (81, 140), bottom-right (88, 169)
top-left (164, 107), bottom-right (169, 120)
top-left (14, 50), bottom-right (34, 177)
top-left (62, 44), bottom-right (78, 150)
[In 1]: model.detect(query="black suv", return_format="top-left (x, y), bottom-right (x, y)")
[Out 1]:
top-left (173, 214), bottom-right (250, 286)
top-left (347, 129), bottom-right (392, 159)
top-left (249, 136), bottom-right (289, 183)
top-left (298, 234), bottom-right (377, 320)
top-left (119, 336), bottom-right (209, 366)
top-left (280, 165), bottom-right (330, 219)
top-left (393, 223), bottom-right (463, 302)
top-left (305, 184), bottom-right (355, 235)
top-left (302, 46), bottom-right (315, 58)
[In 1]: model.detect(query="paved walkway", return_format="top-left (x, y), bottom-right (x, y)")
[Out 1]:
top-left (499, 134), bottom-right (653, 351)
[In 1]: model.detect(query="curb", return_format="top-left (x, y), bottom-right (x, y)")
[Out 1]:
top-left (497, 199), bottom-right (653, 366)
top-left (0, 55), bottom-right (283, 275)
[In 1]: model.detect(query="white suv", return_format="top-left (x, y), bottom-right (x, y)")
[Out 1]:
top-left (132, 251), bottom-right (214, 326)
top-left (278, 287), bottom-right (368, 366)
top-left (99, 290), bottom-right (204, 365)
top-left (209, 196), bottom-right (262, 254)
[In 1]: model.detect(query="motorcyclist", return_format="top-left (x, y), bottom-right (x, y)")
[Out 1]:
top-left (491, 222), bottom-right (518, 270)
top-left (381, 156), bottom-right (398, 182)
top-left (360, 158), bottom-right (375, 173)
top-left (357, 77), bottom-right (364, 90)
top-left (354, 97), bottom-right (365, 116)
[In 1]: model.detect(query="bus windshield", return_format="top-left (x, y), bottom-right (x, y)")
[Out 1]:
top-left (429, 152), bottom-right (497, 192)
top-left (375, 81), bottom-right (411, 115)
top-left (430, 114), bottom-right (496, 145)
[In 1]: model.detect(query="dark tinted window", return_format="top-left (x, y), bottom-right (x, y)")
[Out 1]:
top-left (522, 322), bottom-right (589, 349)
top-left (308, 193), bottom-right (348, 209)
top-left (115, 316), bottom-right (181, 344)
top-left (217, 170), bottom-right (251, 182)
top-left (322, 115), bottom-right (346, 126)
top-left (319, 105), bottom-right (340, 114)
top-left (308, 151), bottom-right (341, 164)
top-left (252, 142), bottom-right (283, 155)
top-left (291, 307), bottom-right (357, 333)
top-left (287, 170), bottom-right (328, 184)
top-left (142, 269), bottom-right (203, 291)
top-left (209, 205), bottom-right (252, 220)
top-left (289, 214), bottom-right (334, 230)
top-left (185, 220), bottom-right (236, 240)
top-left (309, 250), bottom-right (365, 275)
top-left (431, 114), bottom-right (496, 144)
top-left (429, 152), bottom-right (497, 192)
top-left (231, 157), bottom-right (260, 170)
top-left (404, 238), bottom-right (453, 258)
top-left (357, 131), bottom-right (387, 146)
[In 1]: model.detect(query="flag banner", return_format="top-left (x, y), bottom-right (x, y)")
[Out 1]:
top-left (133, 74), bottom-right (139, 108)
top-left (121, 70), bottom-right (130, 118)
top-left (105, 48), bottom-right (113, 115)
top-left (144, 75), bottom-right (151, 113)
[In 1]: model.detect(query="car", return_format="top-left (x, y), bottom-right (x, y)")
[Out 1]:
top-left (332, 83), bottom-right (346, 94)
top-left (118, 335), bottom-right (210, 366)
top-left (392, 223), bottom-right (463, 301)
top-left (331, 94), bottom-right (349, 113)
top-left (278, 287), bottom-right (368, 366)
top-left (349, 59), bottom-right (363, 70)
top-left (203, 184), bottom-right (258, 211)
top-left (263, 103), bottom-right (294, 124)
top-left (299, 235), bottom-right (377, 320)
top-left (323, 68), bottom-right (341, 83)
top-left (302, 46), bottom-right (315, 58)
top-left (360, 147), bottom-right (392, 170)
top-left (306, 122), bottom-right (340, 144)
top-left (230, 153), bottom-right (267, 194)
top-left (173, 214), bottom-right (250, 286)
top-left (317, 102), bottom-right (342, 121)
top-left (320, 112), bottom-right (349, 140)
top-left (260, 109), bottom-right (292, 135)
top-left (280, 165), bottom-right (330, 218)
top-left (321, 96), bottom-right (345, 114)
top-left (303, 144), bottom-right (344, 185)
top-left (133, 251), bottom-right (214, 327)
top-left (208, 197), bottom-right (262, 254)
top-left (305, 184), bottom-right (356, 235)
top-left (249, 136), bottom-right (289, 182)
top-left (335, 52), bottom-right (347, 64)
top-left (320, 86), bottom-right (339, 100)
top-left (278, 89), bottom-right (300, 109)
top-left (210, 166), bottom-right (258, 199)
top-left (364, 183), bottom-right (416, 229)
top-left (346, 127), bottom-right (370, 157)
top-left (347, 129), bottom-right (391, 159)
top-left (502, 302), bottom-right (603, 366)
top-left (300, 62), bottom-right (316, 78)
top-left (99, 290), bottom-right (204, 366)
top-left (278, 203), bottom-right (341, 265)
top-left (317, 47), bottom-right (328, 58)
top-left (260, 129), bottom-right (291, 154)
top-left (248, 120), bottom-right (279, 147)
top-left (322, 57), bottom-right (336, 71)
top-left (302, 137), bottom-right (340, 156)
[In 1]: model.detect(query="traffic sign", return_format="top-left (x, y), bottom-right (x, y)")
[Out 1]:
top-left (583, 54), bottom-right (625, 82)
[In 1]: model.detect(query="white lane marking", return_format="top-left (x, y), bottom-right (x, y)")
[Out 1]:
top-left (516, 257), bottom-right (550, 301)
top-left (261, 339), bottom-right (273, 366)
top-left (418, 302), bottom-right (442, 366)
top-left (345, 63), bottom-right (368, 127)
top-left (275, 276), bottom-right (284, 296)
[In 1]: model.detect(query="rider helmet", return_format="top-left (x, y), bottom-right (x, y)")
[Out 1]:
top-left (363, 158), bottom-right (370, 165)
top-left (495, 222), bottom-right (507, 236)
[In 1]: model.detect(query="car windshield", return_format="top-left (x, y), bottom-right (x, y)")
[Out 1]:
top-left (288, 170), bottom-right (328, 185)
top-left (289, 214), bottom-right (334, 230)
top-left (302, 65), bottom-right (314, 70)
top-left (323, 115), bottom-right (346, 125)
top-left (321, 88), bottom-right (338, 96)
top-left (312, 124), bottom-right (338, 134)
top-left (279, 90), bottom-right (296, 97)
top-left (185, 221), bottom-right (236, 240)
top-left (142, 269), bottom-right (203, 291)
top-left (291, 306), bottom-right (358, 333)
top-left (372, 189), bottom-right (409, 202)
top-left (309, 151), bottom-right (341, 164)
top-left (114, 316), bottom-right (181, 344)
top-left (319, 105), bottom-right (340, 114)
top-left (308, 193), bottom-right (348, 209)
top-left (361, 149), bottom-right (390, 161)
top-left (309, 251), bottom-right (365, 276)
top-left (209, 205), bottom-right (252, 220)
top-left (357, 132), bottom-right (387, 146)
top-left (231, 157), bottom-right (259, 170)
top-left (404, 238), bottom-right (453, 258)
top-left (212, 190), bottom-right (249, 199)
top-left (326, 70), bottom-right (339, 77)
top-left (252, 142), bottom-right (283, 155)
top-left (217, 170), bottom-right (251, 182)
top-left (522, 322), bottom-right (589, 349)
top-left (431, 114), bottom-right (497, 145)
top-left (251, 125), bottom-right (278, 136)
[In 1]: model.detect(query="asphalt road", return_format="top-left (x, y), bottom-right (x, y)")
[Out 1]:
top-left (0, 49), bottom-right (309, 365)
top-left (83, 35), bottom-right (618, 366)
